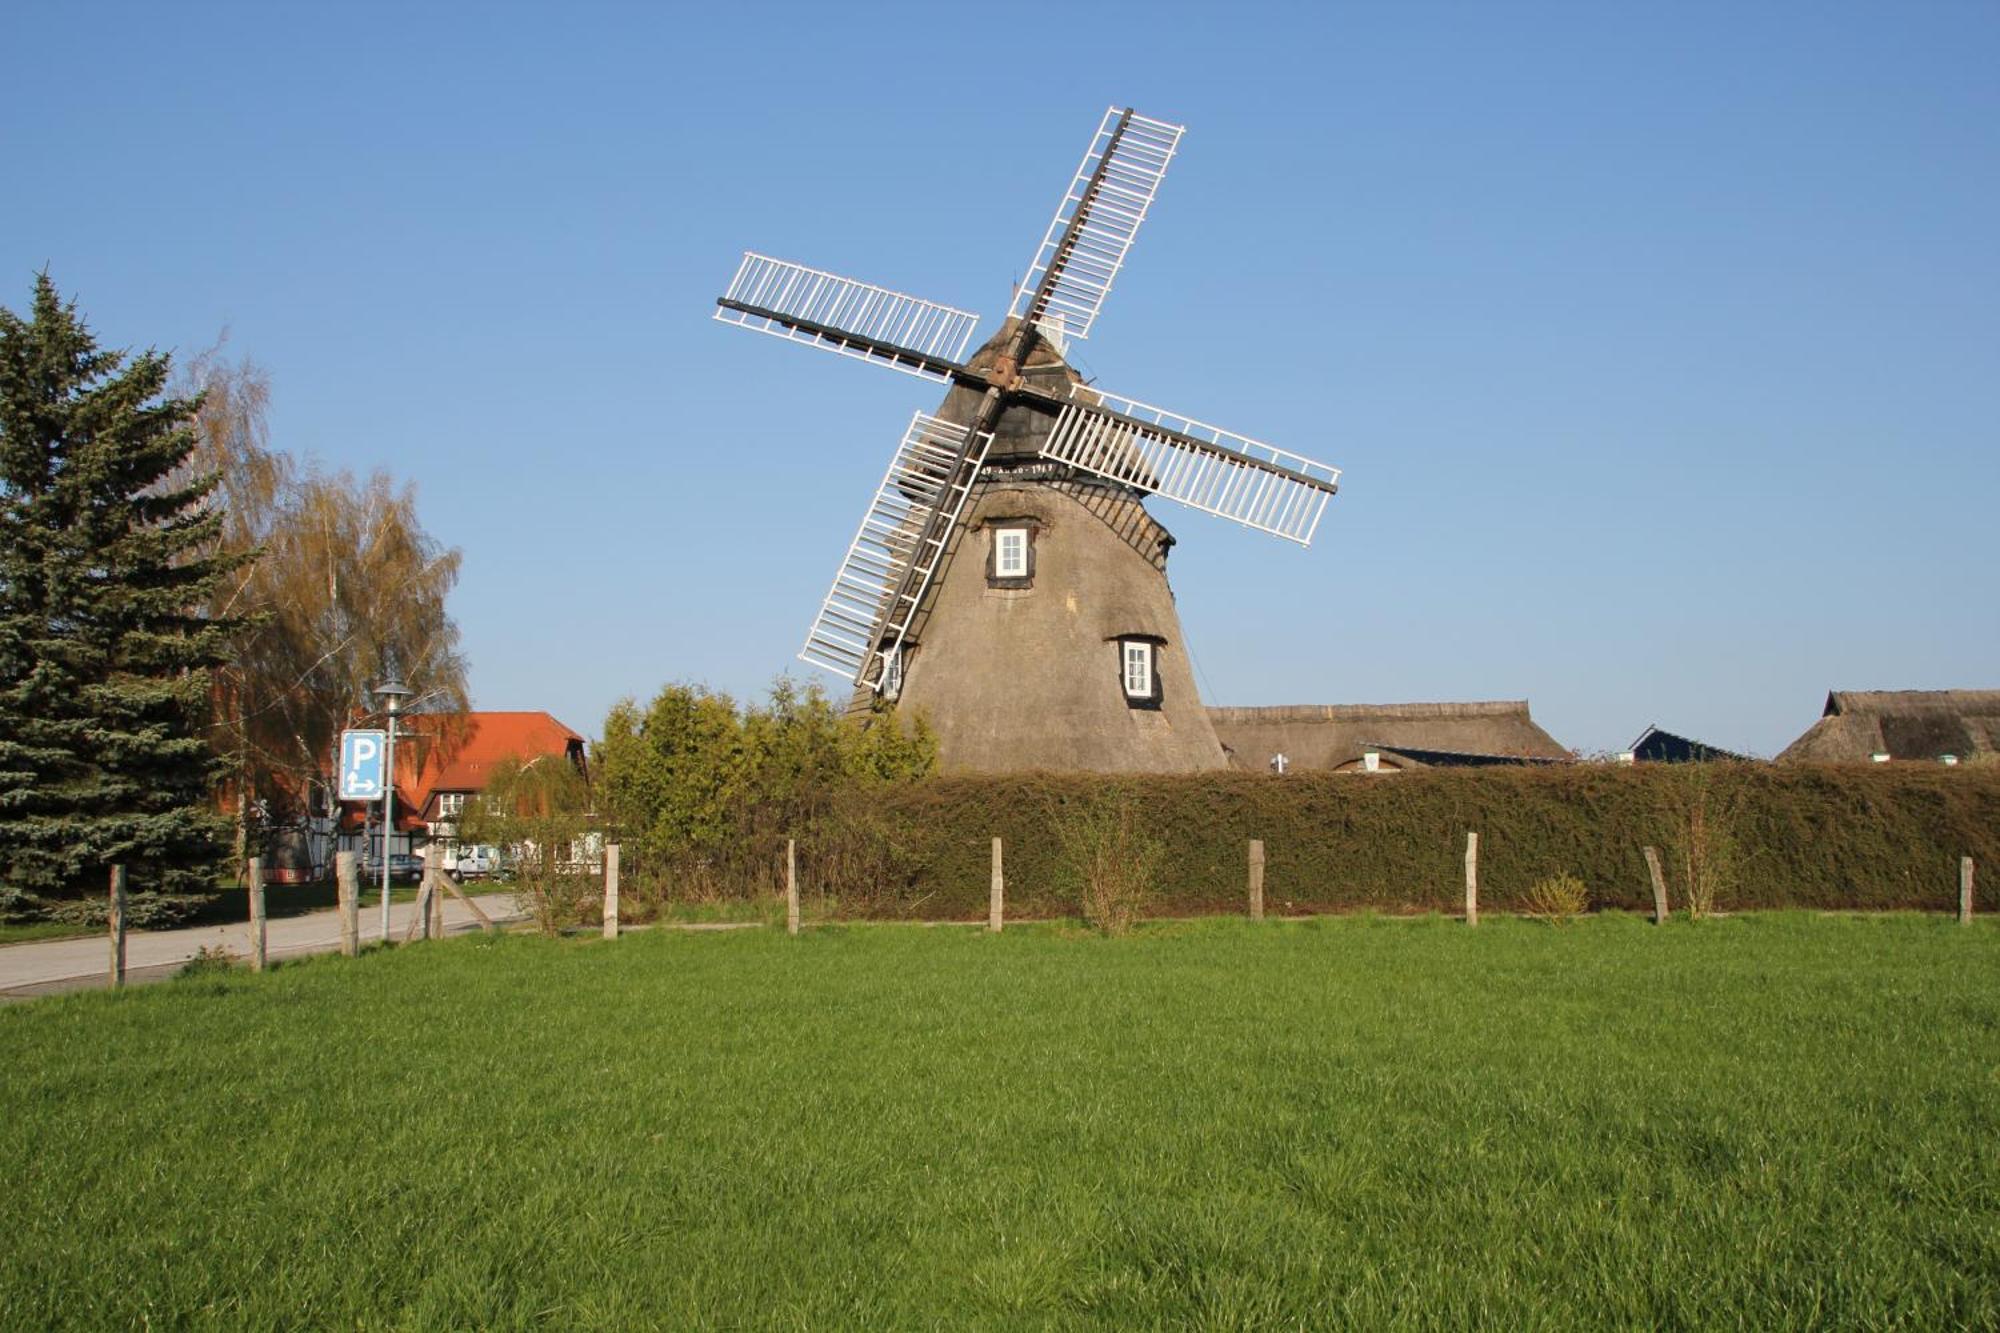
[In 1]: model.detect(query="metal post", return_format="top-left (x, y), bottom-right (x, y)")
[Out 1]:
top-left (379, 704), bottom-right (398, 941)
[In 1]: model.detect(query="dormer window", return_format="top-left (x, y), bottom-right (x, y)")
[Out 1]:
top-left (986, 521), bottom-right (1037, 589)
top-left (1116, 636), bottom-right (1164, 709)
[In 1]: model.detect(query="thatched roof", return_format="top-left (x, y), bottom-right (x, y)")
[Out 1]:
top-left (1207, 701), bottom-right (1571, 772)
top-left (1776, 689), bottom-right (2000, 763)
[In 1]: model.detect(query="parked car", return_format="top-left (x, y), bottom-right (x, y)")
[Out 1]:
top-left (453, 845), bottom-right (504, 880)
top-left (360, 853), bottom-right (424, 884)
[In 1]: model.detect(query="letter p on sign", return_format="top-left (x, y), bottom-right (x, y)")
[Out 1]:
top-left (340, 729), bottom-right (388, 801)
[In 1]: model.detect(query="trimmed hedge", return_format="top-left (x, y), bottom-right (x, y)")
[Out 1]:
top-left (818, 764), bottom-right (2000, 919)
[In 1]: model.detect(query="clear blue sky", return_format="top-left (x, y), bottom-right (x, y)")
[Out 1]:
top-left (5, 1), bottom-right (1996, 757)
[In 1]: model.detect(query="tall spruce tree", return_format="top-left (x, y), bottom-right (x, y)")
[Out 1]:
top-left (0, 276), bottom-right (242, 896)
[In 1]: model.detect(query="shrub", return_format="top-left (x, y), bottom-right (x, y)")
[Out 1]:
top-left (176, 945), bottom-right (237, 978)
top-left (812, 765), bottom-right (1999, 920)
top-left (1050, 788), bottom-right (1163, 936)
top-left (1522, 872), bottom-right (1589, 925)
top-left (1670, 766), bottom-right (1740, 920)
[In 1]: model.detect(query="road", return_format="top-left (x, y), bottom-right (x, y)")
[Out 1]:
top-left (0, 890), bottom-right (526, 1001)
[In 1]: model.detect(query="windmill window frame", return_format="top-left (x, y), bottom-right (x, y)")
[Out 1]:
top-left (1115, 635), bottom-right (1166, 710)
top-left (985, 521), bottom-right (1038, 589)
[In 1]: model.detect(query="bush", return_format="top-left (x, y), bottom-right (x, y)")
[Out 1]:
top-left (1670, 765), bottom-right (1738, 920)
top-left (592, 677), bottom-right (934, 912)
top-left (796, 764), bottom-right (2000, 920)
top-left (1051, 788), bottom-right (1162, 936)
top-left (176, 945), bottom-right (237, 978)
top-left (1522, 872), bottom-right (1589, 925)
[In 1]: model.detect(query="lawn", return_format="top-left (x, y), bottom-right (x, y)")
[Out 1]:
top-left (1, 914), bottom-right (1995, 1328)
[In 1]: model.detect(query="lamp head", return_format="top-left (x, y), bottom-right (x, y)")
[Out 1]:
top-left (372, 679), bottom-right (412, 716)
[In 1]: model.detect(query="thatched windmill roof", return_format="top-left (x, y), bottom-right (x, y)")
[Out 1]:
top-left (1776, 689), bottom-right (2000, 763)
top-left (1207, 700), bottom-right (1571, 772)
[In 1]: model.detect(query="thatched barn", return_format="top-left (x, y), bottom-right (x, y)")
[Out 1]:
top-left (1206, 701), bottom-right (1571, 773)
top-left (1776, 690), bottom-right (2000, 764)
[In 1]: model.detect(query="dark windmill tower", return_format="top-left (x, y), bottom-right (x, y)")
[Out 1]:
top-left (714, 108), bottom-right (1342, 772)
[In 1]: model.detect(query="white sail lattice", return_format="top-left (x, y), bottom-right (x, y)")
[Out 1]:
top-left (1010, 109), bottom-right (1184, 342)
top-left (1041, 388), bottom-right (1340, 546)
top-left (717, 253), bottom-right (980, 382)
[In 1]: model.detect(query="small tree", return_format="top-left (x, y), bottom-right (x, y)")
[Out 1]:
top-left (0, 277), bottom-right (244, 895)
top-left (1670, 763), bottom-right (1740, 920)
top-left (593, 678), bottom-right (935, 902)
top-left (455, 754), bottom-right (595, 936)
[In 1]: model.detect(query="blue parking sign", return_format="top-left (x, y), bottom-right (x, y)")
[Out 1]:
top-left (339, 729), bottom-right (388, 801)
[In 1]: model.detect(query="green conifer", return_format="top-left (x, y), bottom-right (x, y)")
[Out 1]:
top-left (0, 276), bottom-right (243, 895)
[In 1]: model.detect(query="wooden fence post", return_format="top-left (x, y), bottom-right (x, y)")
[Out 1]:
top-left (108, 864), bottom-right (127, 989)
top-left (603, 844), bottom-right (621, 940)
top-left (1643, 846), bottom-right (1670, 924)
top-left (1962, 856), bottom-right (1976, 926)
top-left (786, 838), bottom-right (800, 937)
top-left (1464, 832), bottom-right (1479, 927)
top-left (1248, 839), bottom-right (1266, 921)
top-left (413, 870), bottom-right (435, 942)
top-left (247, 856), bottom-right (267, 972)
top-left (336, 852), bottom-right (359, 956)
top-left (989, 837), bottom-right (1004, 933)
top-left (429, 862), bottom-right (445, 940)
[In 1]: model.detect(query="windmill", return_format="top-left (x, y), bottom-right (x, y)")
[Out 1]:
top-left (713, 107), bottom-right (1343, 772)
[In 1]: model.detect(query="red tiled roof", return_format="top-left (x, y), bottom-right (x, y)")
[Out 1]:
top-left (397, 711), bottom-right (586, 815)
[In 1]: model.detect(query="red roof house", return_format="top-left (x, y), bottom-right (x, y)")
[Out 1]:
top-left (337, 711), bottom-right (587, 838)
top-left (401, 711), bottom-right (588, 824)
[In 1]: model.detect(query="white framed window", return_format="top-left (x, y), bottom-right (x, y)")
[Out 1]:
top-left (437, 792), bottom-right (465, 818)
top-left (994, 527), bottom-right (1029, 579)
top-left (1122, 640), bottom-right (1154, 700)
top-left (880, 646), bottom-right (904, 700)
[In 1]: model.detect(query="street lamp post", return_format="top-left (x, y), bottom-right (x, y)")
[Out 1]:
top-left (373, 679), bottom-right (411, 941)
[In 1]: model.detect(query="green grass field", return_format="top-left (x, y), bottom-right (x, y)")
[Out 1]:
top-left (2, 914), bottom-right (1995, 1328)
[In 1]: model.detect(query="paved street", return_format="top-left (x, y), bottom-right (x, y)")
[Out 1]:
top-left (0, 891), bottom-right (525, 1000)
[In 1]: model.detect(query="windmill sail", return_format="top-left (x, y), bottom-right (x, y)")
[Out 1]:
top-left (1040, 388), bottom-right (1340, 546)
top-left (1010, 108), bottom-right (1184, 343)
top-left (800, 412), bottom-right (994, 686)
top-left (716, 253), bottom-right (981, 383)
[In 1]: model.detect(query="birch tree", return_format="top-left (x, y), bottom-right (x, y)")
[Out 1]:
top-left (181, 345), bottom-right (470, 861)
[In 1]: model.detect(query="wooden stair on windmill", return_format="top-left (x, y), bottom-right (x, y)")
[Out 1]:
top-left (801, 411), bottom-right (993, 695)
